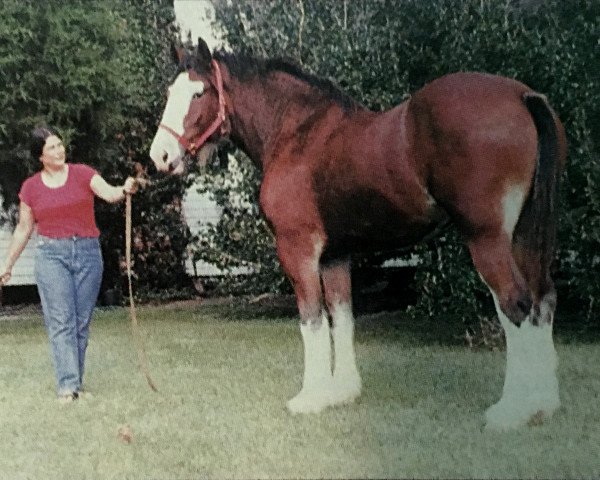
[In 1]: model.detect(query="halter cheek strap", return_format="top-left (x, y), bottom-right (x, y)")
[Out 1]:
top-left (159, 59), bottom-right (227, 156)
top-left (158, 123), bottom-right (188, 149)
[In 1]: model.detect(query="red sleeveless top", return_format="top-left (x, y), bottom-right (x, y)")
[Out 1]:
top-left (19, 163), bottom-right (100, 238)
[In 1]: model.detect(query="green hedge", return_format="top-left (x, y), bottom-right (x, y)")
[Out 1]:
top-left (0, 0), bottom-right (194, 302)
top-left (191, 0), bottom-right (599, 323)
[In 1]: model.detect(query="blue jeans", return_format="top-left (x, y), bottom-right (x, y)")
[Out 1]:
top-left (34, 235), bottom-right (103, 395)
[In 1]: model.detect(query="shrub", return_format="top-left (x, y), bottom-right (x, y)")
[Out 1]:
top-left (194, 0), bottom-right (599, 325)
top-left (0, 0), bottom-right (193, 302)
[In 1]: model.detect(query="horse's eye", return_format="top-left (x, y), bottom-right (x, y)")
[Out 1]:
top-left (192, 92), bottom-right (203, 99)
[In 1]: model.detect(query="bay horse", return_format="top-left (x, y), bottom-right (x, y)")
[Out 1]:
top-left (150, 38), bottom-right (566, 430)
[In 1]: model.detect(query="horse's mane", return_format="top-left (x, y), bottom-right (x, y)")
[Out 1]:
top-left (213, 50), bottom-right (360, 112)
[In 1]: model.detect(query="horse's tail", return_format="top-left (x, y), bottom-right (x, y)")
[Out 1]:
top-left (513, 92), bottom-right (563, 299)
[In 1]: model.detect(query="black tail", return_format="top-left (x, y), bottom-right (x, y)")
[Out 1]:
top-left (513, 92), bottom-right (561, 281)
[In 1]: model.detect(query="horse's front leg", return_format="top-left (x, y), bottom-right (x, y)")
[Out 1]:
top-left (322, 259), bottom-right (361, 405)
top-left (276, 232), bottom-right (334, 414)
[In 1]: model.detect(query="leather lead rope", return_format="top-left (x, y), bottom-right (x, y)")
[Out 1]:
top-left (125, 192), bottom-right (158, 392)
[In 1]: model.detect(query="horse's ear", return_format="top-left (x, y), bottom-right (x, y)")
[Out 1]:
top-left (195, 37), bottom-right (212, 70)
top-left (171, 44), bottom-right (185, 67)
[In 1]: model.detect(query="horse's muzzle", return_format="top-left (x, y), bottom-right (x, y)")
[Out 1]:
top-left (167, 157), bottom-right (185, 175)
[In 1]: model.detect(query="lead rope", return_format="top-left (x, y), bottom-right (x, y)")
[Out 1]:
top-left (125, 192), bottom-right (158, 392)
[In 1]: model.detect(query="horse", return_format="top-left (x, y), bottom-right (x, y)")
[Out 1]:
top-left (149, 38), bottom-right (566, 430)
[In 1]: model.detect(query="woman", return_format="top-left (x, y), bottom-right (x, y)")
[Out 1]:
top-left (0, 126), bottom-right (137, 403)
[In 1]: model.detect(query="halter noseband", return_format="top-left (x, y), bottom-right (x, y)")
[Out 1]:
top-left (159, 59), bottom-right (227, 156)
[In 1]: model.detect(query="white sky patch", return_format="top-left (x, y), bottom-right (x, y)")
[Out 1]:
top-left (173, 0), bottom-right (221, 49)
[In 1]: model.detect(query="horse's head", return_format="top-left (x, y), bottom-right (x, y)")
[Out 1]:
top-left (150, 37), bottom-right (227, 175)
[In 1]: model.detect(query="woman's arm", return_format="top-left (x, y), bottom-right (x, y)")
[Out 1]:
top-left (0, 202), bottom-right (35, 285)
top-left (90, 174), bottom-right (137, 203)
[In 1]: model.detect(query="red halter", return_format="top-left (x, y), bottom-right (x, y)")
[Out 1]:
top-left (159, 59), bottom-right (226, 156)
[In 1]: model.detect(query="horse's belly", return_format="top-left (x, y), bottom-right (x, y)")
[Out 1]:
top-left (325, 218), bottom-right (437, 254)
top-left (319, 190), bottom-right (443, 256)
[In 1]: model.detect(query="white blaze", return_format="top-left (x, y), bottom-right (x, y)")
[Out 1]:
top-left (149, 72), bottom-right (205, 172)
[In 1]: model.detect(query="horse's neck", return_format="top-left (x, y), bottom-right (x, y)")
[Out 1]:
top-left (227, 76), bottom-right (339, 169)
top-left (226, 79), bottom-right (286, 167)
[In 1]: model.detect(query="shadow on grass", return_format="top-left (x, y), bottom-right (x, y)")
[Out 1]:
top-left (3, 294), bottom-right (597, 348)
top-left (187, 295), bottom-right (466, 347)
top-left (194, 295), bottom-right (299, 322)
top-left (192, 295), bottom-right (600, 347)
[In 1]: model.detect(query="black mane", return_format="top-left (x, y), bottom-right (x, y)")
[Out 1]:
top-left (213, 50), bottom-right (360, 112)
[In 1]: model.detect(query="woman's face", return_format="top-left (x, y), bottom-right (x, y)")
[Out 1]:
top-left (40, 135), bottom-right (66, 168)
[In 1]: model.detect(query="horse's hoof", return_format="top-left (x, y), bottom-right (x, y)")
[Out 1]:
top-left (329, 388), bottom-right (360, 406)
top-left (485, 396), bottom-right (559, 431)
top-left (287, 390), bottom-right (332, 414)
top-left (485, 400), bottom-right (527, 431)
top-left (330, 376), bottom-right (361, 405)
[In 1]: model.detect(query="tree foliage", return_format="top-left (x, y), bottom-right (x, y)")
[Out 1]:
top-left (0, 0), bottom-right (194, 301)
top-left (197, 0), bottom-right (599, 322)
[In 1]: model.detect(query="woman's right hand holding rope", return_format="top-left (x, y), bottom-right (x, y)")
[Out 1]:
top-left (0, 268), bottom-right (11, 286)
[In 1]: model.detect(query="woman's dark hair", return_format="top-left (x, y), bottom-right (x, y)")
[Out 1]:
top-left (30, 126), bottom-right (59, 159)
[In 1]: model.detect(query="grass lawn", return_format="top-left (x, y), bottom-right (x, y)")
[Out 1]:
top-left (0, 300), bottom-right (599, 479)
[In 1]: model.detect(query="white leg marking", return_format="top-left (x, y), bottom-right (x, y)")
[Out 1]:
top-left (287, 315), bottom-right (334, 414)
top-left (486, 294), bottom-right (560, 430)
top-left (330, 302), bottom-right (361, 404)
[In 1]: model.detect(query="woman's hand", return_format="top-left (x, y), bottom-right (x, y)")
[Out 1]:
top-left (122, 177), bottom-right (138, 195)
top-left (91, 174), bottom-right (138, 203)
top-left (0, 269), bottom-right (11, 286)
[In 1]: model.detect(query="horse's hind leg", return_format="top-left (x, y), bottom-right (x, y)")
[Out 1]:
top-left (505, 240), bottom-right (560, 412)
top-left (277, 233), bottom-right (335, 414)
top-left (321, 259), bottom-right (361, 405)
top-left (468, 229), bottom-right (559, 430)
top-left (485, 294), bottom-right (559, 430)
